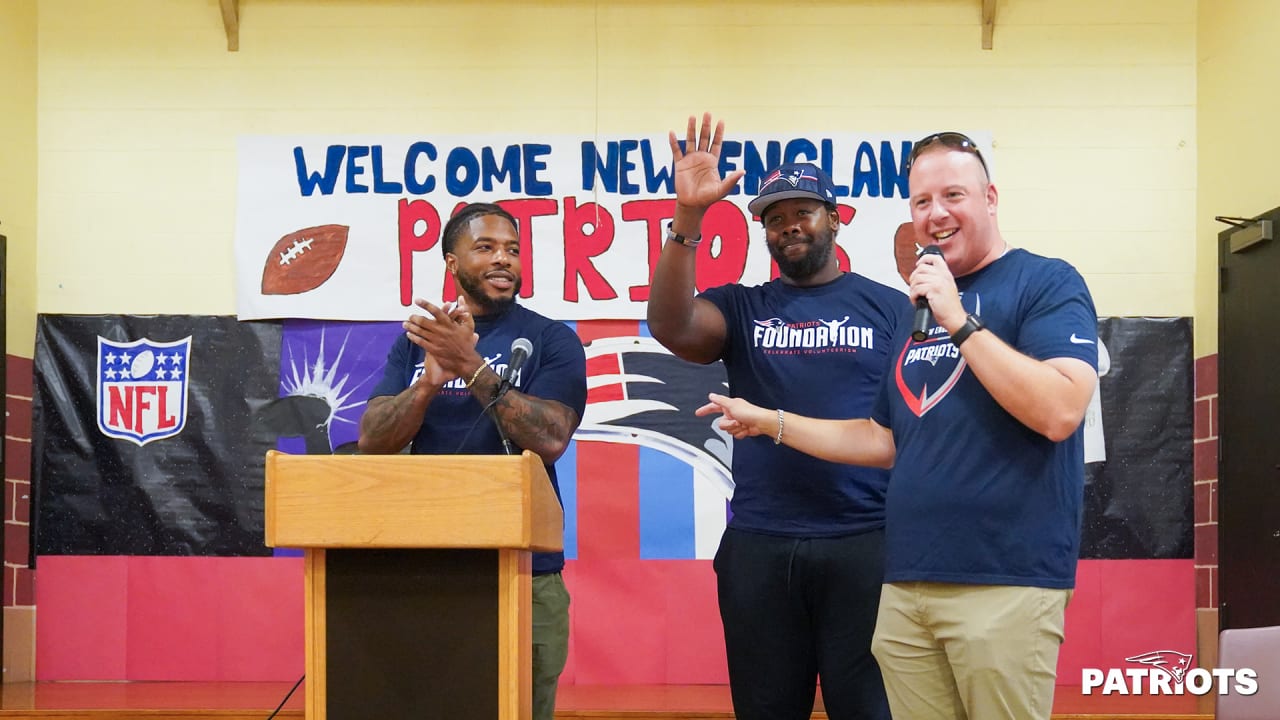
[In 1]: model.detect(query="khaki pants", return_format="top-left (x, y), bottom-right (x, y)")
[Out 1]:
top-left (871, 582), bottom-right (1070, 720)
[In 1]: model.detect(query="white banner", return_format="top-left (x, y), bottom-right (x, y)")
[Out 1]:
top-left (235, 132), bottom-right (991, 320)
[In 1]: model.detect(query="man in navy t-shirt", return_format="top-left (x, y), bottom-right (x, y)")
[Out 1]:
top-left (699, 133), bottom-right (1099, 720)
top-left (358, 202), bottom-right (587, 720)
top-left (648, 114), bottom-right (903, 720)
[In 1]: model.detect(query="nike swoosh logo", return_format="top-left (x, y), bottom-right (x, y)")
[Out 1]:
top-left (1070, 333), bottom-right (1095, 345)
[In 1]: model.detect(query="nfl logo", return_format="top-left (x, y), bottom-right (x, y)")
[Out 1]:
top-left (97, 336), bottom-right (192, 446)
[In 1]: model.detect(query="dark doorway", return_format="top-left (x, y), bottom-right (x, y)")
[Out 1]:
top-left (1218, 209), bottom-right (1280, 630)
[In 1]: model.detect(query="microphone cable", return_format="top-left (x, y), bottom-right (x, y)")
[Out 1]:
top-left (452, 385), bottom-right (515, 455)
top-left (265, 674), bottom-right (304, 720)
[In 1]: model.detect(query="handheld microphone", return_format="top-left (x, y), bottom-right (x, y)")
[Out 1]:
top-left (911, 245), bottom-right (944, 342)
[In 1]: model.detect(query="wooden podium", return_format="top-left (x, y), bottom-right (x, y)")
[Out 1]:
top-left (264, 449), bottom-right (563, 720)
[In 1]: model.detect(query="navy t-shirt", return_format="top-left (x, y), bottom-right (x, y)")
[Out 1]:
top-left (700, 272), bottom-right (906, 536)
top-left (873, 249), bottom-right (1098, 588)
top-left (369, 303), bottom-right (587, 575)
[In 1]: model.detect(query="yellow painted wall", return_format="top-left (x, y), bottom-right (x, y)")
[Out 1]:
top-left (35, 0), bottom-right (1196, 321)
top-left (1196, 0), bottom-right (1280, 355)
top-left (1, 0), bottom-right (38, 356)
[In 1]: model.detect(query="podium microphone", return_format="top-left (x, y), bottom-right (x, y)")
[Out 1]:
top-left (492, 337), bottom-right (533, 455)
top-left (911, 245), bottom-right (944, 342)
top-left (501, 337), bottom-right (533, 390)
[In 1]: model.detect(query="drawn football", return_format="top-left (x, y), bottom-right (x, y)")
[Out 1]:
top-left (893, 221), bottom-right (918, 286)
top-left (130, 350), bottom-right (155, 379)
top-left (260, 224), bottom-right (350, 295)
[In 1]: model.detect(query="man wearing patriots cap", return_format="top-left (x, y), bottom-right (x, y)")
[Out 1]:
top-left (648, 113), bottom-right (904, 720)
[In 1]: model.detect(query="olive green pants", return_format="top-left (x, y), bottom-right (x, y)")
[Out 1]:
top-left (532, 572), bottom-right (570, 720)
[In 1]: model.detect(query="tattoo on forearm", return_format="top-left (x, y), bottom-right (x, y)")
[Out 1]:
top-left (362, 397), bottom-right (403, 437)
top-left (360, 386), bottom-right (430, 451)
top-left (492, 390), bottom-right (575, 457)
top-left (463, 371), bottom-right (576, 458)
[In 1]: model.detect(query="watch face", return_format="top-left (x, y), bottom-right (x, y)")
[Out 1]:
top-left (951, 315), bottom-right (984, 347)
top-left (666, 228), bottom-right (698, 247)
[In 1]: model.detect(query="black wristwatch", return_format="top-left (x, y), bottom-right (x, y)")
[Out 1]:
top-left (950, 314), bottom-right (986, 347)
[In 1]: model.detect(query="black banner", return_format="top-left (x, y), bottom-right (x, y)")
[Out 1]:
top-left (33, 315), bottom-right (281, 556)
top-left (1080, 317), bottom-right (1193, 559)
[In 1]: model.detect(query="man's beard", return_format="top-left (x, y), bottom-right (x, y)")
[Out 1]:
top-left (455, 269), bottom-right (521, 313)
top-left (768, 234), bottom-right (835, 281)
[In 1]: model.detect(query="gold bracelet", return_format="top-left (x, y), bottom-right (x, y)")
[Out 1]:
top-left (464, 363), bottom-right (486, 388)
top-left (774, 409), bottom-right (784, 445)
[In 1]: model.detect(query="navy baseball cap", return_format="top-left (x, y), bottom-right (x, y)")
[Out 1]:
top-left (747, 162), bottom-right (838, 217)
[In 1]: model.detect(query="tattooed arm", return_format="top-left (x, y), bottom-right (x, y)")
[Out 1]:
top-left (358, 346), bottom-right (459, 454)
top-left (357, 381), bottom-right (439, 454)
top-left (358, 299), bottom-right (476, 454)
top-left (465, 368), bottom-right (579, 462)
top-left (491, 391), bottom-right (578, 462)
top-left (455, 319), bottom-right (586, 463)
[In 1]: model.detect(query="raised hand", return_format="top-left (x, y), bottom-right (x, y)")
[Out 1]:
top-left (668, 112), bottom-right (746, 211)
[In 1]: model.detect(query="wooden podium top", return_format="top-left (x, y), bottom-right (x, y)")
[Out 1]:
top-left (264, 450), bottom-right (563, 551)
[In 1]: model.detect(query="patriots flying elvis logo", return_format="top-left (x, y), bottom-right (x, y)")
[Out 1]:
top-left (760, 167), bottom-right (817, 190)
top-left (577, 335), bottom-right (734, 498)
top-left (1125, 650), bottom-right (1194, 685)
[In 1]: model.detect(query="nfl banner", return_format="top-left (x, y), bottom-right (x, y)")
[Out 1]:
top-left (33, 315), bottom-right (282, 556)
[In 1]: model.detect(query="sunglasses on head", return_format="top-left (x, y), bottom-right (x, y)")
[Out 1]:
top-left (905, 132), bottom-right (989, 177)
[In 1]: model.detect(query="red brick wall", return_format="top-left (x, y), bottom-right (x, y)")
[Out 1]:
top-left (5, 354), bottom-right (34, 608)
top-left (1194, 354), bottom-right (1218, 611)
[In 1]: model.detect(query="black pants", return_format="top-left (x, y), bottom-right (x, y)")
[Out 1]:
top-left (714, 527), bottom-right (890, 720)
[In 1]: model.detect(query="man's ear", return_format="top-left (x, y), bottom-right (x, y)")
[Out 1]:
top-left (445, 253), bottom-right (458, 274)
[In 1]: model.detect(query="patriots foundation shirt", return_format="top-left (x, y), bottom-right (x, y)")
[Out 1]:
top-left (701, 272), bottom-right (906, 537)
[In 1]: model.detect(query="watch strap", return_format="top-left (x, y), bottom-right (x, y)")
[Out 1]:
top-left (950, 314), bottom-right (985, 347)
top-left (665, 222), bottom-right (701, 248)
